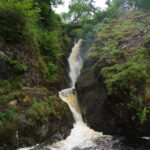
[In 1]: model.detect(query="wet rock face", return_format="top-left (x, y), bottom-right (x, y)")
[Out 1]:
top-left (76, 62), bottom-right (115, 134)
top-left (76, 68), bottom-right (108, 132)
top-left (76, 55), bottom-right (118, 134)
top-left (76, 61), bottom-right (143, 135)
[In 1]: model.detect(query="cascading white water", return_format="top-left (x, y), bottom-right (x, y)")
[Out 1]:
top-left (49, 39), bottom-right (103, 150)
top-left (68, 39), bottom-right (83, 87)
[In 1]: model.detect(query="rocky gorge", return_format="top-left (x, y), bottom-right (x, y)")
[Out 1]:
top-left (1, 0), bottom-right (150, 149)
top-left (32, 11), bottom-right (150, 150)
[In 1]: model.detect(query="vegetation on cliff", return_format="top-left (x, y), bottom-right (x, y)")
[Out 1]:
top-left (1, 0), bottom-right (150, 149)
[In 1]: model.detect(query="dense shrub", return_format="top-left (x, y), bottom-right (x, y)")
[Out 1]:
top-left (0, 9), bottom-right (26, 43)
top-left (0, 0), bottom-right (40, 43)
top-left (40, 31), bottom-right (62, 62)
top-left (101, 48), bottom-right (149, 96)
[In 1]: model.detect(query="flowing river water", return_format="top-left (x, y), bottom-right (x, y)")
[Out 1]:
top-left (19, 40), bottom-right (150, 150)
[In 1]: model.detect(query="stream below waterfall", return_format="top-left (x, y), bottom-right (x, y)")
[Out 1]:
top-left (19, 40), bottom-right (150, 150)
top-left (49, 39), bottom-right (104, 150)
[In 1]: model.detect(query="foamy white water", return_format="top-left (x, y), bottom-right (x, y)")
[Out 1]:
top-left (68, 39), bottom-right (83, 87)
top-left (49, 89), bottom-right (102, 150)
top-left (49, 40), bottom-right (103, 150)
top-left (59, 88), bottom-right (83, 123)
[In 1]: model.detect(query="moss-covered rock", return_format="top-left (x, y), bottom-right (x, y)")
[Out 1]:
top-left (0, 16), bottom-right (74, 150)
top-left (0, 87), bottom-right (73, 149)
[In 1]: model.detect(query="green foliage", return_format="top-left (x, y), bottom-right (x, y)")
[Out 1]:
top-left (29, 98), bottom-right (52, 125)
top-left (63, 0), bottom-right (98, 22)
top-left (11, 78), bottom-right (23, 89)
top-left (2, 59), bottom-right (25, 91)
top-left (137, 107), bottom-right (149, 124)
top-left (35, 0), bottom-right (63, 29)
top-left (0, 9), bottom-right (25, 43)
top-left (40, 31), bottom-right (62, 61)
top-left (101, 43), bottom-right (119, 59)
top-left (0, 80), bottom-right (11, 95)
top-left (38, 29), bottom-right (63, 82)
top-left (0, 78), bottom-right (23, 95)
top-left (63, 34), bottom-right (72, 48)
top-left (105, 5), bottom-right (117, 19)
top-left (70, 28), bottom-right (83, 38)
top-left (47, 62), bottom-right (58, 75)
top-left (0, 0), bottom-right (40, 43)
top-left (93, 10), bottom-right (106, 23)
top-left (96, 16), bottom-right (150, 124)
top-left (0, 106), bottom-right (17, 126)
top-left (0, 1), bottom-right (71, 148)
top-left (101, 48), bottom-right (149, 96)
top-left (136, 0), bottom-right (150, 10)
top-left (8, 59), bottom-right (27, 73)
top-left (41, 61), bottom-right (58, 82)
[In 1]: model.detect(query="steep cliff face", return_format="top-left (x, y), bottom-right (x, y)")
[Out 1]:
top-left (0, 26), bottom-right (75, 150)
top-left (76, 11), bottom-right (150, 136)
top-left (0, 37), bottom-right (74, 149)
top-left (0, 0), bottom-right (80, 149)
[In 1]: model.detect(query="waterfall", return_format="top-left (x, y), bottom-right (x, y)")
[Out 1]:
top-left (68, 39), bottom-right (83, 87)
top-left (59, 39), bottom-right (83, 124)
top-left (49, 40), bottom-right (103, 150)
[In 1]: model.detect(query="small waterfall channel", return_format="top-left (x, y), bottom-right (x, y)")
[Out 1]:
top-left (49, 39), bottom-right (103, 150)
